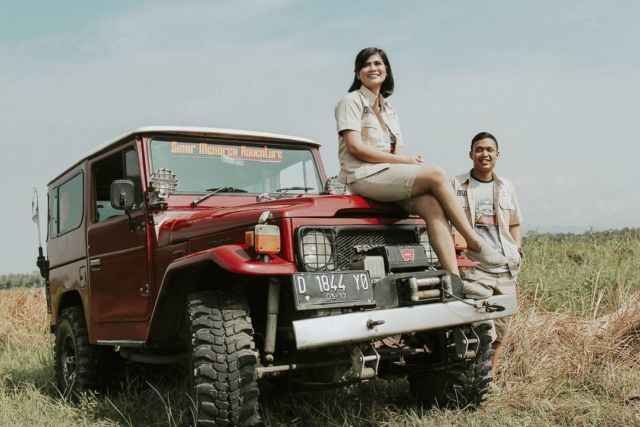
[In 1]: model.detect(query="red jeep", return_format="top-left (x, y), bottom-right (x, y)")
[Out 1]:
top-left (36, 126), bottom-right (517, 425)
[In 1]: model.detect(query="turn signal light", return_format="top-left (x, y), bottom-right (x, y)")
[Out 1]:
top-left (245, 224), bottom-right (280, 254)
top-left (245, 230), bottom-right (255, 247)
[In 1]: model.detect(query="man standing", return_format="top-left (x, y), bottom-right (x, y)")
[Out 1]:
top-left (452, 132), bottom-right (523, 386)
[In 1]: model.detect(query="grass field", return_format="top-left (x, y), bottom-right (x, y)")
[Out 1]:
top-left (1, 229), bottom-right (639, 426)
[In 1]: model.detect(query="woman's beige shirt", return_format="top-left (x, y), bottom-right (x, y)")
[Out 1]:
top-left (334, 86), bottom-right (404, 183)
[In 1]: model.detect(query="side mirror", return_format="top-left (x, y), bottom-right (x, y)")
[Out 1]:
top-left (110, 180), bottom-right (135, 211)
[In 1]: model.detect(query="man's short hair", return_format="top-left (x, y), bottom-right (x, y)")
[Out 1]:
top-left (470, 132), bottom-right (499, 150)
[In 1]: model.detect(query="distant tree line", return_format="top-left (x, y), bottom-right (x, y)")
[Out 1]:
top-left (0, 228), bottom-right (636, 291)
top-left (0, 271), bottom-right (44, 290)
top-left (524, 227), bottom-right (639, 244)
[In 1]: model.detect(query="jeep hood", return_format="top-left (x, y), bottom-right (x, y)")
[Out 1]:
top-left (157, 195), bottom-right (407, 244)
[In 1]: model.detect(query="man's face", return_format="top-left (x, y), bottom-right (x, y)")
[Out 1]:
top-left (469, 138), bottom-right (499, 174)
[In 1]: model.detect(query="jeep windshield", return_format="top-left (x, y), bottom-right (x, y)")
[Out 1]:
top-left (149, 138), bottom-right (323, 195)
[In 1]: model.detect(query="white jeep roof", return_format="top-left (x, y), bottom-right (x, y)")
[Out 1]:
top-left (49, 126), bottom-right (320, 185)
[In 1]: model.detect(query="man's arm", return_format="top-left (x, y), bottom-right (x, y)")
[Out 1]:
top-left (508, 181), bottom-right (524, 251)
top-left (509, 224), bottom-right (522, 247)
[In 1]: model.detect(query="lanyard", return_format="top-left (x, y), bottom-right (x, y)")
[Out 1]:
top-left (372, 99), bottom-right (397, 154)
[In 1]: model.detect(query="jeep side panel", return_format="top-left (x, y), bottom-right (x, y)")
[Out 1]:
top-left (47, 165), bottom-right (88, 326)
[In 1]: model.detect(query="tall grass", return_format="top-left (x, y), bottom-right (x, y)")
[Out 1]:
top-left (1, 229), bottom-right (639, 426)
top-left (519, 228), bottom-right (640, 315)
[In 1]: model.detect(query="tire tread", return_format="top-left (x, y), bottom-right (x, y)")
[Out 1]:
top-left (408, 323), bottom-right (494, 409)
top-left (188, 290), bottom-right (261, 426)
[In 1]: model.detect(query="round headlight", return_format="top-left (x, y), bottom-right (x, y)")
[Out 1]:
top-left (302, 231), bottom-right (335, 271)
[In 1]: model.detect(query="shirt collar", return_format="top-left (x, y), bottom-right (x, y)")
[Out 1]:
top-left (462, 169), bottom-right (502, 185)
top-left (359, 85), bottom-right (385, 109)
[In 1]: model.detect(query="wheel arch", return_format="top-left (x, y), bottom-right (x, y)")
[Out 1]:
top-left (146, 245), bottom-right (294, 346)
top-left (147, 259), bottom-right (222, 346)
top-left (51, 290), bottom-right (84, 331)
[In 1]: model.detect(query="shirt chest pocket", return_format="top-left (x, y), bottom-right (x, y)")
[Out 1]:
top-left (361, 114), bottom-right (384, 146)
top-left (498, 195), bottom-right (515, 225)
top-left (499, 196), bottom-right (514, 210)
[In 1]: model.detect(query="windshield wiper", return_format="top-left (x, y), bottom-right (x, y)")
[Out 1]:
top-left (274, 186), bottom-right (313, 199)
top-left (191, 187), bottom-right (248, 206)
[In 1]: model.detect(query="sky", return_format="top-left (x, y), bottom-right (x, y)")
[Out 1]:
top-left (1, 1), bottom-right (638, 274)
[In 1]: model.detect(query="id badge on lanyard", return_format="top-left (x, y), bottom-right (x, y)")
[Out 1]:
top-left (387, 126), bottom-right (397, 154)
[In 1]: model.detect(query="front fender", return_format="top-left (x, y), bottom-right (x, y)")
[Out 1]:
top-left (166, 244), bottom-right (297, 277)
top-left (146, 244), bottom-right (296, 344)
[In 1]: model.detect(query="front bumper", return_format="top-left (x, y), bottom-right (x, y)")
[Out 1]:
top-left (292, 294), bottom-right (518, 350)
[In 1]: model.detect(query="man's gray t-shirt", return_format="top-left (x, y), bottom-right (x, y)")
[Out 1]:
top-left (469, 177), bottom-right (509, 273)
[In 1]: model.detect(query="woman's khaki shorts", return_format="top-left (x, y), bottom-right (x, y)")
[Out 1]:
top-left (348, 164), bottom-right (420, 212)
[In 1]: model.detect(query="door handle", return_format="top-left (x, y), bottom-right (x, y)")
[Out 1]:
top-left (90, 258), bottom-right (101, 268)
top-left (79, 266), bottom-right (87, 287)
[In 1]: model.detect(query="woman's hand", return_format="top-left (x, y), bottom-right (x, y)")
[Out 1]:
top-left (397, 154), bottom-right (423, 164)
top-left (393, 146), bottom-right (423, 165)
top-left (406, 154), bottom-right (424, 164)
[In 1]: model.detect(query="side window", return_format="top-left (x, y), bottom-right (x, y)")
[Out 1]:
top-left (58, 174), bottom-right (84, 234)
top-left (93, 148), bottom-right (143, 223)
top-left (49, 172), bottom-right (84, 237)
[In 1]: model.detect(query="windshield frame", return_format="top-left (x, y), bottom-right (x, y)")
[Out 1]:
top-left (147, 136), bottom-right (324, 196)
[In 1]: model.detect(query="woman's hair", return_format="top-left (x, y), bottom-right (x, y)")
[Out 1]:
top-left (348, 47), bottom-right (394, 97)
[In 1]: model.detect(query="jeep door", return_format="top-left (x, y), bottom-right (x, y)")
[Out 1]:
top-left (86, 144), bottom-right (150, 323)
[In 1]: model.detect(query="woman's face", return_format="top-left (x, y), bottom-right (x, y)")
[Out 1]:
top-left (357, 53), bottom-right (387, 93)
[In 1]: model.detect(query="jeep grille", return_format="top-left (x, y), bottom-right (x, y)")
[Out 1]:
top-left (297, 227), bottom-right (420, 271)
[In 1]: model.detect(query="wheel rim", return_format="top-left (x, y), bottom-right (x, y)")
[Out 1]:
top-left (61, 334), bottom-right (77, 387)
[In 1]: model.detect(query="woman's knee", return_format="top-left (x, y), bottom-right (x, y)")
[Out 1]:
top-left (427, 165), bottom-right (448, 183)
top-left (414, 165), bottom-right (448, 190)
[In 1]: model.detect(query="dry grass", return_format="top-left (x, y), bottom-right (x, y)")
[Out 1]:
top-left (494, 294), bottom-right (640, 426)
top-left (1, 230), bottom-right (639, 426)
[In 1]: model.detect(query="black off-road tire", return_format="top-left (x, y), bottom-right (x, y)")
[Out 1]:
top-left (408, 322), bottom-right (494, 409)
top-left (187, 290), bottom-right (261, 426)
top-left (55, 306), bottom-right (117, 400)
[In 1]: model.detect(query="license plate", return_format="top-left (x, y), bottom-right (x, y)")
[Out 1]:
top-left (292, 271), bottom-right (374, 310)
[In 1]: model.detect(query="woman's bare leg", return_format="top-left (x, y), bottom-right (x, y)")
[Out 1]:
top-left (412, 194), bottom-right (459, 275)
top-left (410, 166), bottom-right (482, 252)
